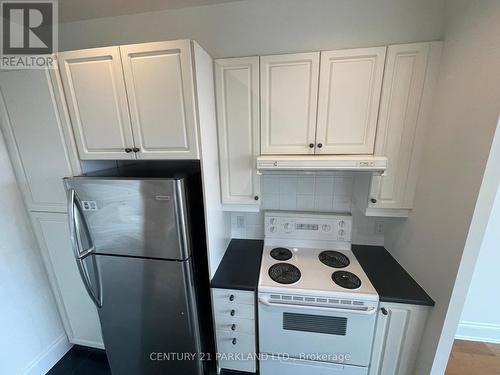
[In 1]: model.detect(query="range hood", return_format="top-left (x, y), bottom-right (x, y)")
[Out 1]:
top-left (257, 155), bottom-right (388, 172)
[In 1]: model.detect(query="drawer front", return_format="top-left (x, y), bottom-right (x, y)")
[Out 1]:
top-left (215, 316), bottom-right (255, 335)
top-left (214, 301), bottom-right (254, 320)
top-left (216, 330), bottom-right (256, 372)
top-left (212, 288), bottom-right (254, 306)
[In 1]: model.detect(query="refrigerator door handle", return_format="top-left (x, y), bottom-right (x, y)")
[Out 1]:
top-left (68, 189), bottom-right (102, 307)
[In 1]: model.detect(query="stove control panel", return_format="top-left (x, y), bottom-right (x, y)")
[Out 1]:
top-left (264, 211), bottom-right (352, 242)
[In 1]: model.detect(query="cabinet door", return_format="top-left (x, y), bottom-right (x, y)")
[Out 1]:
top-left (120, 40), bottom-right (199, 159)
top-left (369, 43), bottom-right (440, 210)
top-left (370, 303), bottom-right (429, 375)
top-left (260, 52), bottom-right (319, 155)
top-left (0, 68), bottom-right (80, 212)
top-left (316, 47), bottom-right (386, 154)
top-left (58, 47), bottom-right (135, 160)
top-left (30, 212), bottom-right (104, 349)
top-left (215, 57), bottom-right (260, 207)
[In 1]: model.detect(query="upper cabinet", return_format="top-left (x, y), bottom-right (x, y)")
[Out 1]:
top-left (260, 47), bottom-right (385, 155)
top-left (260, 52), bottom-right (319, 155)
top-left (316, 47), bottom-right (386, 154)
top-left (58, 47), bottom-right (135, 160)
top-left (365, 42), bottom-right (443, 216)
top-left (120, 40), bottom-right (198, 159)
top-left (215, 57), bottom-right (260, 208)
top-left (0, 68), bottom-right (80, 212)
top-left (58, 40), bottom-right (199, 160)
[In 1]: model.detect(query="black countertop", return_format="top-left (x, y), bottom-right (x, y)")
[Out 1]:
top-left (211, 239), bottom-right (264, 291)
top-left (211, 240), bottom-right (434, 307)
top-left (352, 245), bottom-right (435, 306)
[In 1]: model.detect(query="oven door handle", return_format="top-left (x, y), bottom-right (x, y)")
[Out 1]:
top-left (258, 298), bottom-right (377, 315)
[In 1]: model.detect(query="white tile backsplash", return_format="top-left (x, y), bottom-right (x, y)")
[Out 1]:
top-left (229, 172), bottom-right (388, 246)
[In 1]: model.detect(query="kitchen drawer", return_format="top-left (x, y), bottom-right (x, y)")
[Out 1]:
top-left (215, 316), bottom-right (255, 335)
top-left (212, 288), bottom-right (254, 306)
top-left (214, 301), bottom-right (254, 320)
top-left (216, 330), bottom-right (256, 372)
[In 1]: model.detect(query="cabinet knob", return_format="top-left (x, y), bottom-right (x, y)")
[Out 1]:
top-left (232, 338), bottom-right (237, 345)
top-left (229, 294), bottom-right (235, 301)
top-left (231, 324), bottom-right (236, 331)
top-left (125, 148), bottom-right (133, 153)
top-left (133, 147), bottom-right (140, 153)
top-left (309, 143), bottom-right (314, 148)
top-left (254, 196), bottom-right (259, 201)
top-left (230, 309), bottom-right (235, 316)
top-left (370, 198), bottom-right (377, 204)
top-left (317, 143), bottom-right (323, 148)
top-left (381, 307), bottom-right (388, 315)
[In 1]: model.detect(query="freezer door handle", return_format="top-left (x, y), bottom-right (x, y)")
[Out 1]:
top-left (68, 189), bottom-right (95, 259)
top-left (68, 189), bottom-right (102, 307)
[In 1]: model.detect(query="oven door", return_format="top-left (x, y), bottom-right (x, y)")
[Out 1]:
top-left (258, 296), bottom-right (377, 367)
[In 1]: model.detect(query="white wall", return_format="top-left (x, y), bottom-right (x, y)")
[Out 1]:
top-left (384, 0), bottom-right (500, 373)
top-left (0, 132), bottom-right (69, 374)
top-left (59, 0), bottom-right (445, 56)
top-left (457, 182), bottom-right (500, 343)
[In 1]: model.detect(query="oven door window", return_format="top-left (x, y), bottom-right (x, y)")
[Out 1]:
top-left (283, 312), bottom-right (347, 335)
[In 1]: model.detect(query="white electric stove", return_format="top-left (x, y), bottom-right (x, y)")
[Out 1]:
top-left (258, 211), bottom-right (379, 375)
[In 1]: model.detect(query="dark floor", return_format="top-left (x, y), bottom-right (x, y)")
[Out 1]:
top-left (47, 346), bottom-right (111, 375)
top-left (49, 346), bottom-right (227, 375)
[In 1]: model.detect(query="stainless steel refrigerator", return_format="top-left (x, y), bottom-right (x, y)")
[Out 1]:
top-left (64, 164), bottom-right (211, 375)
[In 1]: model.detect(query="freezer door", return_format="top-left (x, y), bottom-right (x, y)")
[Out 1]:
top-left (64, 178), bottom-right (190, 260)
top-left (95, 255), bottom-right (203, 375)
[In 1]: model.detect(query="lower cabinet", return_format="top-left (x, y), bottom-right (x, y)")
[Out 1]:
top-left (369, 303), bottom-right (430, 375)
top-left (30, 212), bottom-right (104, 348)
top-left (212, 288), bottom-right (257, 373)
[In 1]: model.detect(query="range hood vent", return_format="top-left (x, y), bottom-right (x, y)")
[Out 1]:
top-left (257, 155), bottom-right (387, 172)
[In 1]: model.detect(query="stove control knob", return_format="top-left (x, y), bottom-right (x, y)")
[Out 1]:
top-left (230, 309), bottom-right (235, 316)
top-left (270, 218), bottom-right (277, 225)
top-left (339, 220), bottom-right (345, 228)
top-left (338, 229), bottom-right (345, 237)
top-left (284, 222), bottom-right (293, 233)
top-left (269, 226), bottom-right (277, 233)
top-left (322, 224), bottom-right (331, 232)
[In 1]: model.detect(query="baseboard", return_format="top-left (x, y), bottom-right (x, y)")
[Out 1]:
top-left (70, 338), bottom-right (105, 350)
top-left (22, 334), bottom-right (72, 375)
top-left (456, 321), bottom-right (500, 344)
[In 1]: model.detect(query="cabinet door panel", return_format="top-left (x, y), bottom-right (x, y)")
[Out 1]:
top-left (58, 47), bottom-right (135, 159)
top-left (31, 212), bottom-right (104, 348)
top-left (120, 40), bottom-right (198, 159)
top-left (0, 69), bottom-right (80, 212)
top-left (369, 43), bottom-right (434, 209)
top-left (370, 303), bottom-right (430, 375)
top-left (215, 57), bottom-right (260, 206)
top-left (316, 47), bottom-right (386, 154)
top-left (261, 52), bottom-right (319, 155)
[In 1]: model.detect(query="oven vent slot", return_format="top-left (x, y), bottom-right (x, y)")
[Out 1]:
top-left (283, 312), bottom-right (347, 336)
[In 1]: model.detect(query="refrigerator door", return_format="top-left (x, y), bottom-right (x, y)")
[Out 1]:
top-left (95, 254), bottom-right (203, 375)
top-left (64, 178), bottom-right (190, 260)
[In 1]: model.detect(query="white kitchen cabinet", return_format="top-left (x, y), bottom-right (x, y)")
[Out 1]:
top-left (316, 47), bottom-right (386, 154)
top-left (260, 52), bottom-right (319, 155)
top-left (0, 67), bottom-right (80, 212)
top-left (212, 288), bottom-right (257, 373)
top-left (215, 57), bottom-right (260, 209)
top-left (120, 40), bottom-right (199, 159)
top-left (30, 212), bottom-right (104, 349)
top-left (58, 46), bottom-right (135, 160)
top-left (58, 40), bottom-right (200, 160)
top-left (369, 303), bottom-right (430, 375)
top-left (362, 42), bottom-right (443, 217)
